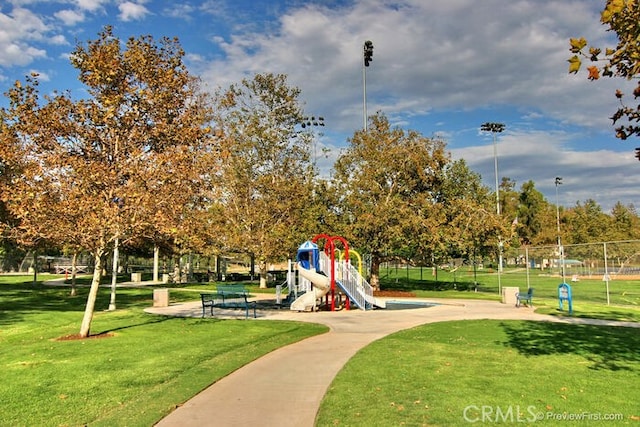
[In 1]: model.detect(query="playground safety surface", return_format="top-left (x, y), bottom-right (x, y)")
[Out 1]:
top-left (147, 296), bottom-right (639, 427)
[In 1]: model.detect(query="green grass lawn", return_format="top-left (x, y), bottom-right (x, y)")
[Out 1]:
top-left (380, 266), bottom-right (640, 322)
top-left (316, 319), bottom-right (640, 426)
top-left (380, 265), bottom-right (640, 302)
top-left (0, 275), bottom-right (327, 426)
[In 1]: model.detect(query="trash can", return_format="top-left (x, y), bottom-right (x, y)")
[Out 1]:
top-left (131, 272), bottom-right (142, 282)
top-left (153, 288), bottom-right (169, 307)
top-left (501, 287), bottom-right (519, 305)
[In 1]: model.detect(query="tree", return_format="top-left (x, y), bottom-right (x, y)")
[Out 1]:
top-left (0, 126), bottom-right (27, 272)
top-left (0, 27), bottom-right (217, 337)
top-left (569, 0), bottom-right (640, 141)
top-left (499, 177), bottom-right (519, 226)
top-left (332, 113), bottom-right (450, 290)
top-left (565, 199), bottom-right (609, 244)
top-left (438, 159), bottom-right (502, 282)
top-left (212, 73), bottom-right (318, 288)
top-left (516, 180), bottom-right (548, 245)
top-left (607, 202), bottom-right (640, 241)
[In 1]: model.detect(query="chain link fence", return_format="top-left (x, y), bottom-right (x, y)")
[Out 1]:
top-left (512, 239), bottom-right (640, 305)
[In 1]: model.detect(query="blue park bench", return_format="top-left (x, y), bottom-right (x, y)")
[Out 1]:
top-left (201, 285), bottom-right (257, 319)
top-left (515, 288), bottom-right (534, 307)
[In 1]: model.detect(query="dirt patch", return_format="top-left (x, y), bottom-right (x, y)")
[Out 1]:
top-left (55, 332), bottom-right (115, 341)
top-left (374, 290), bottom-right (417, 298)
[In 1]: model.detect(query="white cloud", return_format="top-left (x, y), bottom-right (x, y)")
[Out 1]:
top-left (118, 1), bottom-right (150, 22)
top-left (0, 42), bottom-right (46, 67)
top-left (55, 9), bottom-right (85, 26)
top-left (49, 34), bottom-right (68, 45)
top-left (163, 3), bottom-right (196, 20)
top-left (0, 7), bottom-right (49, 66)
top-left (75, 0), bottom-right (107, 13)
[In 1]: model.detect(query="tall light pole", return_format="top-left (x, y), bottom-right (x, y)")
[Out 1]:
top-left (555, 176), bottom-right (566, 283)
top-left (481, 122), bottom-right (505, 294)
top-left (363, 40), bottom-right (373, 131)
top-left (300, 116), bottom-right (325, 166)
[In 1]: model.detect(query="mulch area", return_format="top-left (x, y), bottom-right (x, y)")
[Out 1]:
top-left (55, 332), bottom-right (114, 341)
top-left (374, 290), bottom-right (416, 298)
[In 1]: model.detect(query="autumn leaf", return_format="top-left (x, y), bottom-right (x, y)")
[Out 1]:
top-left (607, 0), bottom-right (625, 14)
top-left (569, 37), bottom-right (587, 53)
top-left (567, 55), bottom-right (582, 73)
top-left (587, 65), bottom-right (600, 80)
top-left (602, 0), bottom-right (625, 22)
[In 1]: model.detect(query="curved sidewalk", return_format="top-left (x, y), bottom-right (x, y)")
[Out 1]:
top-left (149, 298), bottom-right (639, 427)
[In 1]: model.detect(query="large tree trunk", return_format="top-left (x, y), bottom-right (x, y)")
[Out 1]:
top-left (108, 237), bottom-right (119, 311)
top-left (31, 250), bottom-right (38, 286)
top-left (70, 251), bottom-right (78, 297)
top-left (369, 254), bottom-right (381, 291)
top-left (258, 259), bottom-right (268, 289)
top-left (79, 248), bottom-right (105, 338)
top-left (153, 244), bottom-right (160, 282)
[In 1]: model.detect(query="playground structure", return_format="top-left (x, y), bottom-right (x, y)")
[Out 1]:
top-left (288, 234), bottom-right (385, 311)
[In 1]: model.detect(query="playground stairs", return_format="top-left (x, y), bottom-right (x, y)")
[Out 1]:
top-left (319, 252), bottom-right (384, 310)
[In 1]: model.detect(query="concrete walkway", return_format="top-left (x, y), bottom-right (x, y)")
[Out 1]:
top-left (147, 297), bottom-right (639, 427)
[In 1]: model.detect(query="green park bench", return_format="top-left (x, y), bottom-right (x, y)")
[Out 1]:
top-left (515, 288), bottom-right (534, 307)
top-left (201, 285), bottom-right (256, 319)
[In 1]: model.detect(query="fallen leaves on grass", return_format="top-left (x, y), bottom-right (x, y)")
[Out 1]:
top-left (55, 333), bottom-right (114, 341)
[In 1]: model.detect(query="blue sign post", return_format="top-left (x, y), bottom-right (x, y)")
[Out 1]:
top-left (558, 283), bottom-right (573, 315)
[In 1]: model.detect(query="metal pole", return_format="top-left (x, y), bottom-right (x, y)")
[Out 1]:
top-left (555, 177), bottom-right (565, 283)
top-left (481, 122), bottom-right (505, 295)
top-left (493, 132), bottom-right (503, 294)
top-left (493, 133), bottom-right (500, 217)
top-left (525, 246), bottom-right (530, 290)
top-left (604, 242), bottom-right (610, 305)
top-left (362, 40), bottom-right (373, 131)
top-left (363, 60), bottom-right (367, 131)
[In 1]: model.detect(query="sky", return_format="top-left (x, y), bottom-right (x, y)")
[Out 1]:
top-left (1, 0), bottom-right (638, 213)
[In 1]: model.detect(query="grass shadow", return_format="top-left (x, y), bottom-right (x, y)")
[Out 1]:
top-left (500, 320), bottom-right (640, 371)
top-left (96, 315), bottom-right (176, 335)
